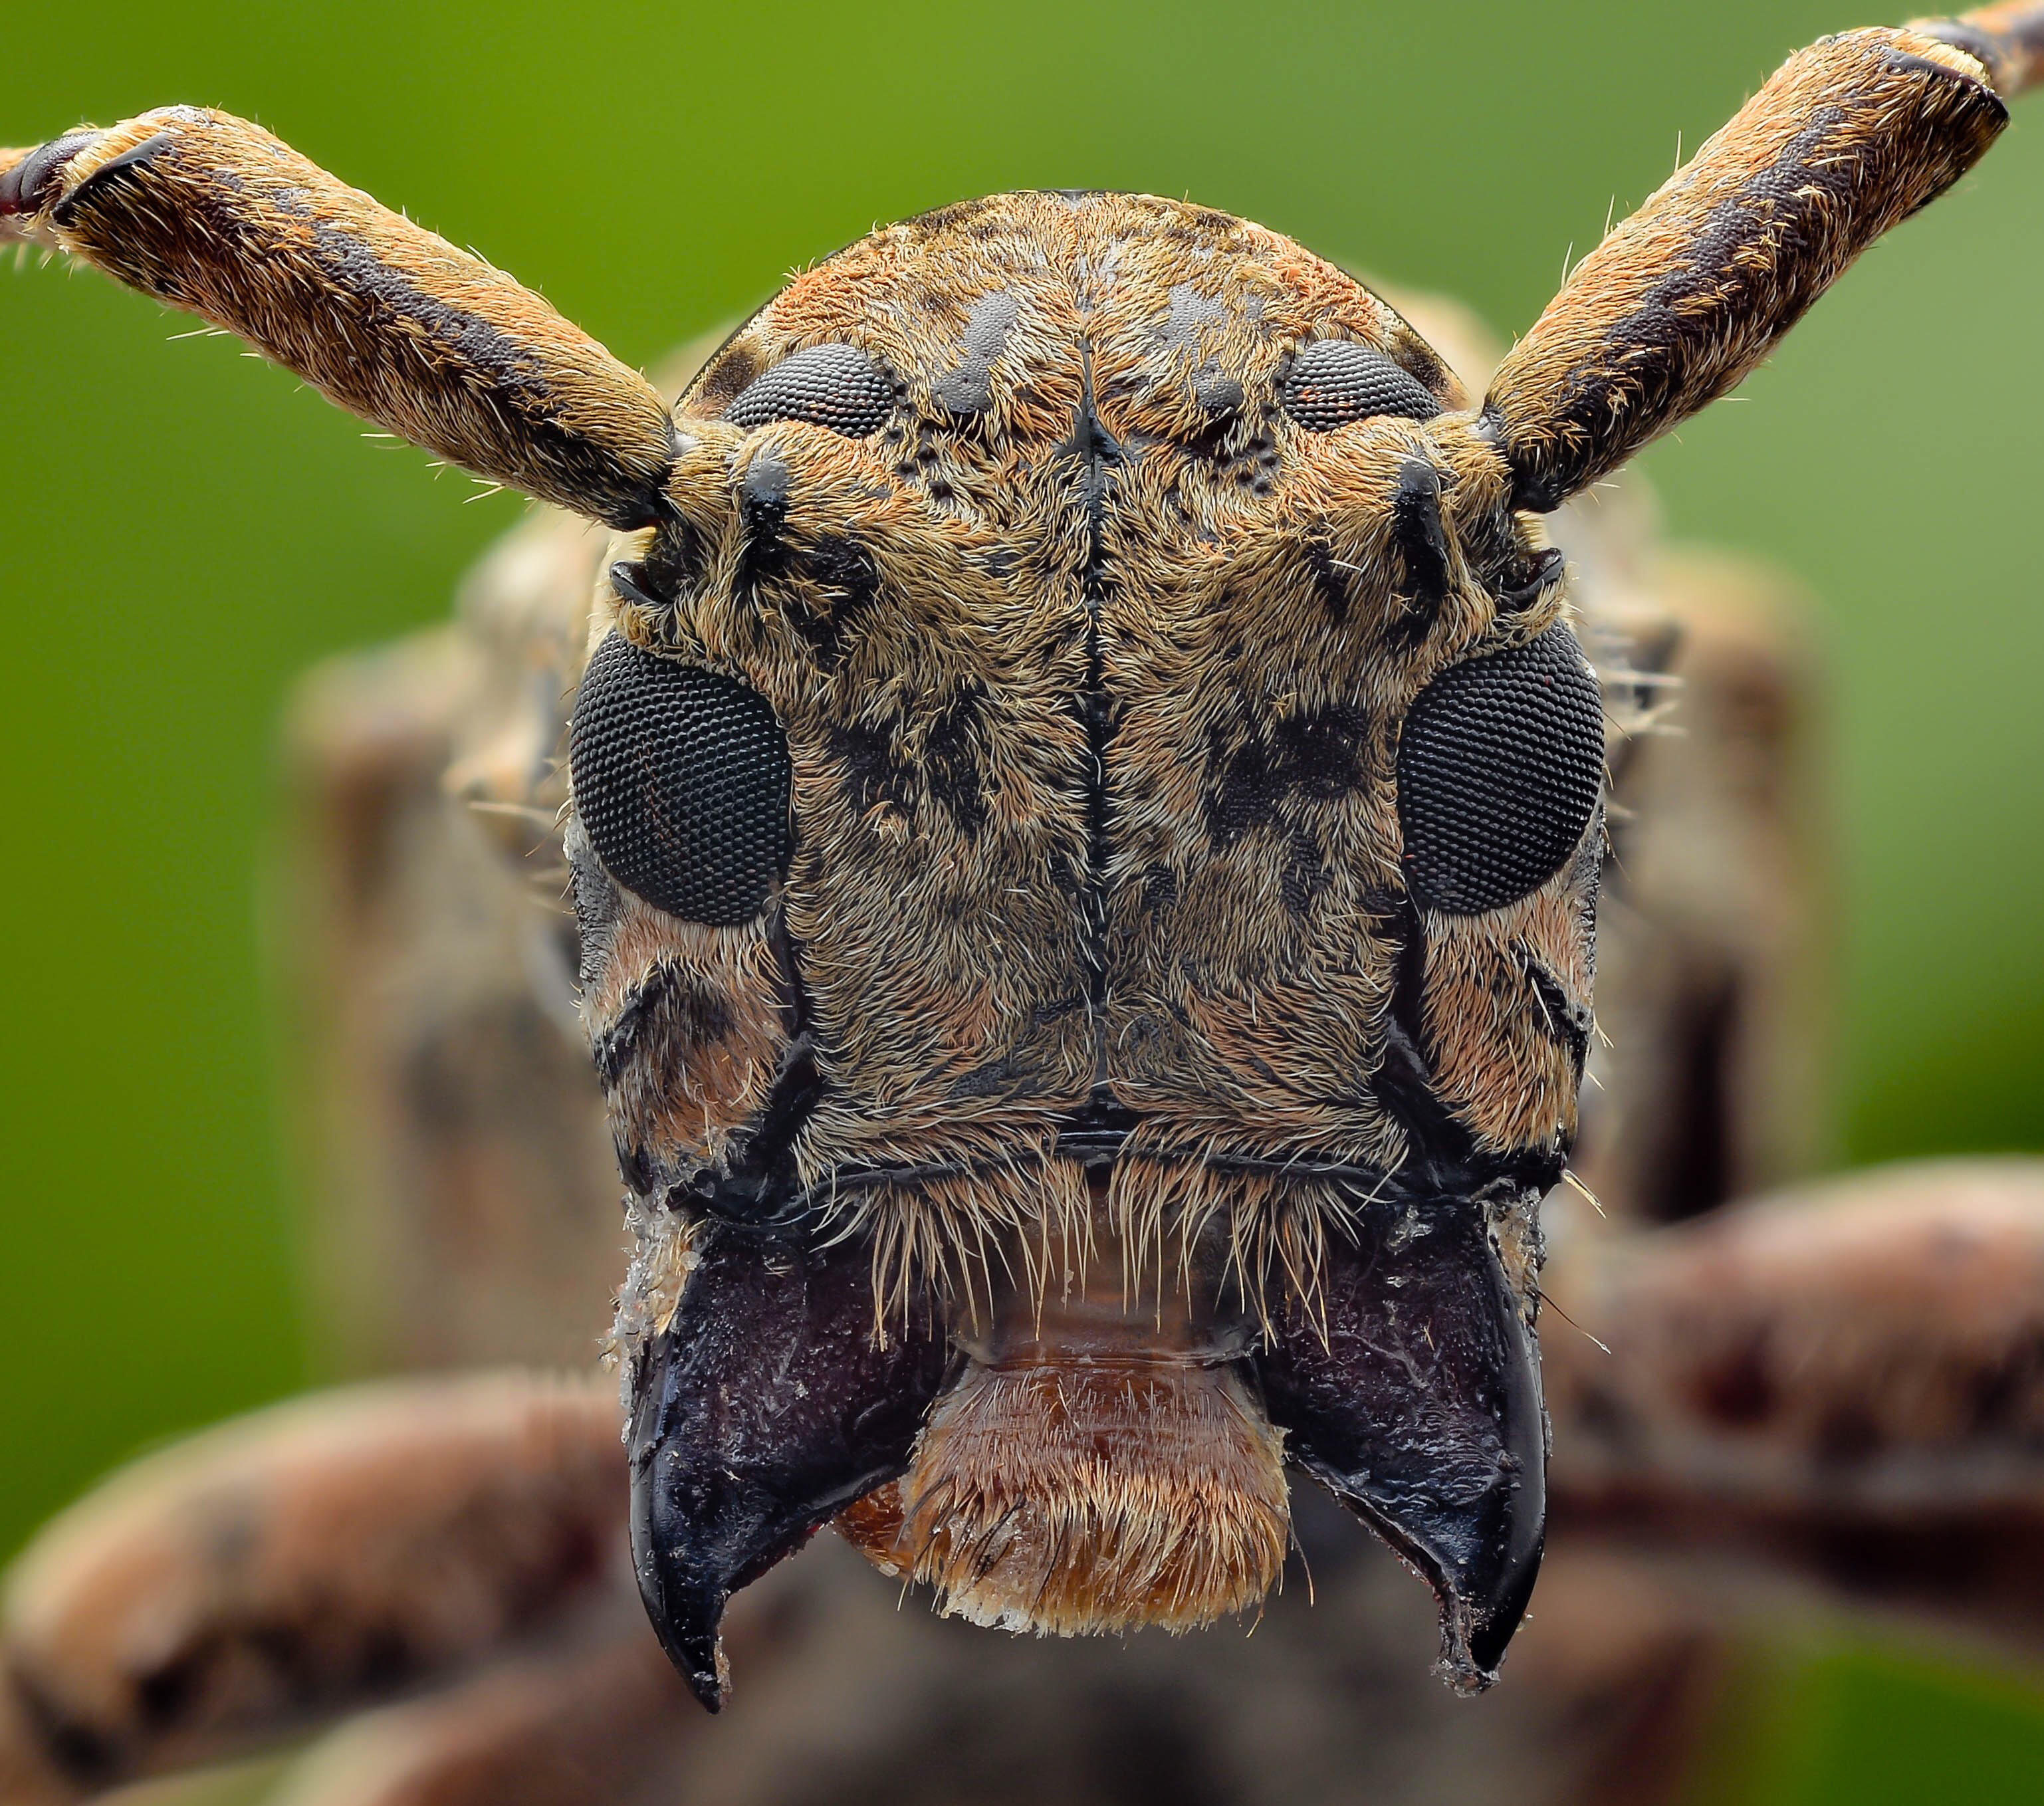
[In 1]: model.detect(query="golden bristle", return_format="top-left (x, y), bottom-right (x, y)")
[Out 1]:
top-left (843, 1357), bottom-right (1290, 1636)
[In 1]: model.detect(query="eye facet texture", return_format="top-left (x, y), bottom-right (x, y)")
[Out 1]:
top-left (724, 342), bottom-right (895, 437)
top-left (1280, 340), bottom-right (1442, 431)
top-left (571, 633), bottom-right (792, 925)
top-left (1396, 628), bottom-right (1605, 915)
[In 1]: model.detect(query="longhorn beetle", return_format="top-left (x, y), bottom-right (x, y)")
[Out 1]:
top-left (3, 4), bottom-right (2038, 1714)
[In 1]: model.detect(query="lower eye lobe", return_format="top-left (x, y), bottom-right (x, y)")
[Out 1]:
top-left (570, 633), bottom-right (792, 925)
top-left (1395, 628), bottom-right (1605, 914)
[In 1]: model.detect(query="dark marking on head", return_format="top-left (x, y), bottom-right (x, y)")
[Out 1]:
top-left (1281, 340), bottom-right (1442, 431)
top-left (629, 1034), bottom-right (824, 1229)
top-left (1391, 457), bottom-right (1452, 623)
top-left (1186, 422), bottom-right (1279, 494)
top-left (1302, 533), bottom-right (1354, 626)
top-left (1204, 705), bottom-right (1371, 850)
top-left (1494, 545), bottom-right (1564, 615)
top-left (925, 679), bottom-right (990, 837)
top-left (1363, 891), bottom-right (1496, 1191)
top-left (828, 717), bottom-right (911, 824)
top-left (936, 290), bottom-right (1021, 415)
top-left (610, 522), bottom-right (706, 638)
top-left (737, 448), bottom-right (792, 550)
top-left (774, 534), bottom-right (883, 667)
top-left (615, 1131), bottom-right (657, 1199)
top-left (641, 522), bottom-right (703, 596)
top-left (1519, 951), bottom-right (1592, 1075)
top-left (1282, 829), bottom-right (1330, 917)
top-left (947, 1051), bottom-right (1045, 1101)
top-left (592, 963), bottom-right (738, 1091)
top-left (826, 681), bottom-right (988, 834)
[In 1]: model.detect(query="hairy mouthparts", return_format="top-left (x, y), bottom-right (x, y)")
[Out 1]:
top-left (622, 1161), bottom-right (1544, 1713)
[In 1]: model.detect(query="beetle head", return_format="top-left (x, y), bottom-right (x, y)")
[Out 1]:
top-left (9, 35), bottom-right (2014, 1710)
top-left (568, 194), bottom-right (1591, 1706)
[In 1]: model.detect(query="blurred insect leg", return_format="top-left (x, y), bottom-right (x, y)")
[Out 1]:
top-left (283, 570), bottom-right (621, 1373)
top-left (257, 1601), bottom-right (708, 1806)
top-left (1573, 546), bottom-right (1832, 1226)
top-left (1916, 1), bottom-right (2044, 94)
top-left (1544, 1159), bottom-right (2044, 1648)
top-left (0, 1373), bottom-right (625, 1801)
top-left (1484, 27), bottom-right (2009, 511)
top-left (0, 112), bottom-right (674, 526)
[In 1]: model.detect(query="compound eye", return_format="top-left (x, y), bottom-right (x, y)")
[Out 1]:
top-left (723, 342), bottom-right (895, 437)
top-left (570, 633), bottom-right (793, 925)
top-left (1395, 627), bottom-right (1605, 914)
top-left (1280, 340), bottom-right (1441, 431)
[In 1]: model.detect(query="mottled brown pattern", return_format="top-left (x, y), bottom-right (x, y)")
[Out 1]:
top-left (580, 910), bottom-right (788, 1180)
top-left (3, 1), bottom-right (2041, 1743)
top-left (0, 109), bottom-right (675, 525)
top-left (1420, 837), bottom-right (1601, 1161)
top-left (1916, 1), bottom-right (2044, 92)
top-left (1547, 1161), bottom-right (2044, 1476)
top-left (575, 193), bottom-right (1585, 1351)
top-left (1487, 28), bottom-right (2006, 510)
top-left (0, 1378), bottom-right (624, 1795)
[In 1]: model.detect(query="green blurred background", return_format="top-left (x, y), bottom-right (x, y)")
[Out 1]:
top-left (1, 3), bottom-right (2039, 1799)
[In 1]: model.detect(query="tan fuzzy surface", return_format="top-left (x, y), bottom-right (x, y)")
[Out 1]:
top-left (8, 108), bottom-right (675, 524)
top-left (1487, 28), bottom-right (2005, 509)
top-left (576, 191), bottom-right (1594, 1331)
top-left (843, 1357), bottom-right (1290, 1636)
top-left (1916, 2), bottom-right (2044, 95)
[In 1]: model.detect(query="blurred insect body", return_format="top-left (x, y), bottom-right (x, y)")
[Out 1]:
top-left (1, 3), bottom-right (2041, 1760)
